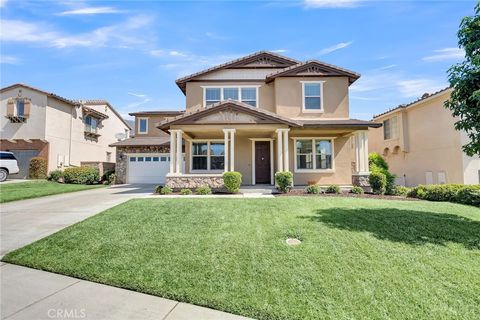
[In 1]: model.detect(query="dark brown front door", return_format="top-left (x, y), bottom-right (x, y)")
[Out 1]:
top-left (255, 141), bottom-right (271, 184)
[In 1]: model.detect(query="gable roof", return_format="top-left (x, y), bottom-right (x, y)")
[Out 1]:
top-left (265, 60), bottom-right (360, 84)
top-left (80, 99), bottom-right (132, 130)
top-left (0, 83), bottom-right (79, 106)
top-left (175, 51), bottom-right (300, 93)
top-left (129, 110), bottom-right (184, 116)
top-left (373, 87), bottom-right (452, 119)
top-left (158, 100), bottom-right (301, 129)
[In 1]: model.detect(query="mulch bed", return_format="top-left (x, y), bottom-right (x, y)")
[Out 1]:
top-left (275, 189), bottom-right (418, 201)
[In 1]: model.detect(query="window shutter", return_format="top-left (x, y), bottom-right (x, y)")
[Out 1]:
top-left (6, 100), bottom-right (14, 116)
top-left (24, 100), bottom-right (31, 117)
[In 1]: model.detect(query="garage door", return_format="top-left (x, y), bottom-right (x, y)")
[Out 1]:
top-left (9, 149), bottom-right (40, 179)
top-left (127, 154), bottom-right (177, 184)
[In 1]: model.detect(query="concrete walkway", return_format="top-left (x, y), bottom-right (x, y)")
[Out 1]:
top-left (1, 264), bottom-right (252, 320)
top-left (0, 184), bottom-right (155, 257)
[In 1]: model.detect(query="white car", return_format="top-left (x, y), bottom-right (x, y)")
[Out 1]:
top-left (0, 152), bottom-right (20, 182)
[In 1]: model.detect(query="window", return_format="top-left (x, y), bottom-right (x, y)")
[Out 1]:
top-left (0, 152), bottom-right (16, 160)
top-left (383, 116), bottom-right (398, 140)
top-left (302, 82), bottom-right (323, 111)
top-left (191, 141), bottom-right (224, 171)
top-left (295, 139), bottom-right (333, 171)
top-left (160, 156), bottom-right (167, 162)
top-left (85, 116), bottom-right (98, 133)
top-left (16, 100), bottom-right (25, 116)
top-left (145, 157), bottom-right (152, 162)
top-left (204, 86), bottom-right (258, 107)
top-left (153, 157), bottom-right (159, 162)
top-left (138, 157), bottom-right (144, 162)
top-left (138, 118), bottom-right (148, 134)
top-left (106, 152), bottom-right (112, 162)
top-left (130, 157), bottom-right (136, 162)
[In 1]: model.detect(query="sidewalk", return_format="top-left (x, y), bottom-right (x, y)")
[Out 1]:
top-left (1, 264), bottom-right (253, 320)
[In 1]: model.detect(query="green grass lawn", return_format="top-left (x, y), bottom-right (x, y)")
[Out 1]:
top-left (0, 181), bottom-right (104, 203)
top-left (3, 198), bottom-right (480, 319)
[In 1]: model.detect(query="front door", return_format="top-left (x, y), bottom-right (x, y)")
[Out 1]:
top-left (255, 141), bottom-right (271, 184)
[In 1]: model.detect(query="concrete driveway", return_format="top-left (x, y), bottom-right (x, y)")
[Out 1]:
top-left (0, 184), bottom-right (155, 257)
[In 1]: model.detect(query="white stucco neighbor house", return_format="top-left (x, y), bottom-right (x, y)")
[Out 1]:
top-left (0, 83), bottom-right (131, 178)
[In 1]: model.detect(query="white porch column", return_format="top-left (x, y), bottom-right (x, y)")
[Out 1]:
top-left (223, 129), bottom-right (230, 172)
top-left (169, 130), bottom-right (176, 174)
top-left (282, 129), bottom-right (290, 171)
top-left (355, 131), bottom-right (369, 174)
top-left (230, 130), bottom-right (235, 171)
top-left (175, 130), bottom-right (183, 174)
top-left (276, 129), bottom-right (283, 171)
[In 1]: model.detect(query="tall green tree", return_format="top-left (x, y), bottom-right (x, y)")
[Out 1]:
top-left (444, 2), bottom-right (480, 156)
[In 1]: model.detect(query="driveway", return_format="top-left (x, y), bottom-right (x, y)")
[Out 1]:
top-left (0, 184), bottom-right (154, 257)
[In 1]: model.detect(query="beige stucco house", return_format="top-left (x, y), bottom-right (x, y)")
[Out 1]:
top-left (0, 83), bottom-right (131, 178)
top-left (369, 87), bottom-right (480, 186)
top-left (112, 51), bottom-right (380, 187)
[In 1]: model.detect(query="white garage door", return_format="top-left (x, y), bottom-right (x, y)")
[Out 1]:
top-left (127, 154), bottom-right (171, 184)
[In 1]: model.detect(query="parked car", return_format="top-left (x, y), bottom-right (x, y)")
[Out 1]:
top-left (0, 151), bottom-right (20, 182)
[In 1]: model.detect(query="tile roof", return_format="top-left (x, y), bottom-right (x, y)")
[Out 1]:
top-left (109, 136), bottom-right (170, 147)
top-left (299, 119), bottom-right (382, 128)
top-left (78, 99), bottom-right (132, 130)
top-left (373, 87), bottom-right (452, 119)
top-left (0, 83), bottom-right (79, 106)
top-left (129, 110), bottom-right (184, 116)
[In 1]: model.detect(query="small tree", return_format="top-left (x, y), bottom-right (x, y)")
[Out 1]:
top-left (444, 2), bottom-right (480, 156)
top-left (28, 157), bottom-right (47, 179)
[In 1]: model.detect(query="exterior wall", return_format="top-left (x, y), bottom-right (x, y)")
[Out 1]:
top-left (369, 91), bottom-right (478, 186)
top-left (274, 77), bottom-right (349, 119)
top-left (0, 87), bottom-right (47, 140)
top-left (115, 145), bottom-right (169, 184)
top-left (460, 130), bottom-right (480, 184)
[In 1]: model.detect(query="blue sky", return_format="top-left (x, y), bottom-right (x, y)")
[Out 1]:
top-left (0, 0), bottom-right (474, 120)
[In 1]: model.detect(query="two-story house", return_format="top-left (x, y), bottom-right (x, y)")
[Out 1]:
top-left (0, 83), bottom-right (131, 178)
top-left (369, 87), bottom-right (480, 186)
top-left (112, 51), bottom-right (380, 188)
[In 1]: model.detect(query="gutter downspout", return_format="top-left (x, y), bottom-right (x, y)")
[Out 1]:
top-left (68, 104), bottom-right (76, 166)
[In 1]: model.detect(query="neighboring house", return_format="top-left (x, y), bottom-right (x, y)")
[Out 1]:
top-left (0, 83), bottom-right (131, 178)
top-left (112, 51), bottom-right (380, 187)
top-left (369, 87), bottom-right (480, 186)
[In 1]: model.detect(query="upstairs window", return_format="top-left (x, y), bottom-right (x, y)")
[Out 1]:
top-left (383, 116), bottom-right (398, 140)
top-left (85, 115), bottom-right (98, 134)
top-left (302, 82), bottom-right (324, 111)
top-left (204, 86), bottom-right (258, 107)
top-left (16, 100), bottom-right (25, 116)
top-left (138, 118), bottom-right (148, 134)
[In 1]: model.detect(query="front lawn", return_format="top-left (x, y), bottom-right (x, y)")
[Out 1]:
top-left (3, 198), bottom-right (480, 319)
top-left (0, 181), bottom-right (104, 203)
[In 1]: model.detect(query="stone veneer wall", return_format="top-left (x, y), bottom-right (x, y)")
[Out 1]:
top-left (166, 176), bottom-right (225, 191)
top-left (115, 145), bottom-right (169, 184)
top-left (352, 174), bottom-right (371, 192)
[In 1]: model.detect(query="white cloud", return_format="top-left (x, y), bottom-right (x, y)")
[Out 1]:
top-left (397, 79), bottom-right (445, 97)
top-left (422, 48), bottom-right (464, 62)
top-left (350, 96), bottom-right (380, 101)
top-left (128, 92), bottom-right (148, 98)
top-left (271, 49), bottom-right (288, 53)
top-left (304, 0), bottom-right (363, 8)
top-left (205, 32), bottom-right (228, 40)
top-left (0, 20), bottom-right (59, 42)
top-left (0, 0), bottom-right (7, 8)
top-left (58, 7), bottom-right (121, 15)
top-left (169, 51), bottom-right (187, 57)
top-left (379, 64), bottom-right (397, 70)
top-left (0, 55), bottom-right (21, 64)
top-left (318, 41), bottom-right (353, 55)
top-left (127, 92), bottom-right (151, 108)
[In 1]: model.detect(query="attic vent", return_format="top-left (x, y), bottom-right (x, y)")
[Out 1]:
top-left (304, 66), bottom-right (324, 74)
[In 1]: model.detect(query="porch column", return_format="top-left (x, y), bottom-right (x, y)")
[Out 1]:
top-left (169, 130), bottom-right (176, 174)
top-left (223, 129), bottom-right (229, 172)
top-left (276, 129), bottom-right (283, 171)
top-left (282, 129), bottom-right (290, 171)
top-left (354, 131), bottom-right (369, 174)
top-left (175, 130), bottom-right (183, 174)
top-left (230, 130), bottom-right (235, 171)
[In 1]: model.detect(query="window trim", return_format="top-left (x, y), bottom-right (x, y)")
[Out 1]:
top-left (138, 117), bottom-right (148, 135)
top-left (301, 81), bottom-right (325, 113)
top-left (292, 137), bottom-right (335, 173)
top-left (383, 116), bottom-right (399, 141)
top-left (189, 139), bottom-right (225, 173)
top-left (201, 85), bottom-right (261, 108)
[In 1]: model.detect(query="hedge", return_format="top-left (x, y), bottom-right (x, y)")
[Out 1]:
top-left (48, 169), bottom-right (64, 182)
top-left (63, 166), bottom-right (100, 184)
top-left (28, 157), bottom-right (47, 179)
top-left (408, 184), bottom-right (480, 206)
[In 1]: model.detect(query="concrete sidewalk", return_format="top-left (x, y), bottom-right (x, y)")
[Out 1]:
top-left (0, 264), bottom-right (252, 320)
top-left (0, 184), bottom-right (155, 257)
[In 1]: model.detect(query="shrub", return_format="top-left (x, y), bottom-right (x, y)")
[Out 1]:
top-left (180, 188), bottom-right (192, 195)
top-left (275, 171), bottom-right (293, 193)
top-left (28, 157), bottom-right (47, 179)
top-left (160, 186), bottom-right (173, 195)
top-left (326, 185), bottom-right (341, 194)
top-left (223, 171), bottom-right (242, 193)
top-left (155, 185), bottom-right (163, 194)
top-left (48, 169), bottom-right (64, 182)
top-left (369, 152), bottom-right (396, 195)
top-left (305, 184), bottom-right (321, 194)
top-left (102, 170), bottom-right (116, 185)
top-left (196, 185), bottom-right (212, 195)
top-left (391, 185), bottom-right (410, 197)
top-left (350, 186), bottom-right (364, 194)
top-left (63, 166), bottom-right (100, 184)
top-left (369, 171), bottom-right (387, 195)
top-left (455, 185), bottom-right (480, 206)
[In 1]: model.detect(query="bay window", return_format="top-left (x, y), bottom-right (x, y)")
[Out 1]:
top-left (295, 138), bottom-right (333, 171)
top-left (191, 141), bottom-right (224, 171)
top-left (203, 86), bottom-right (258, 107)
